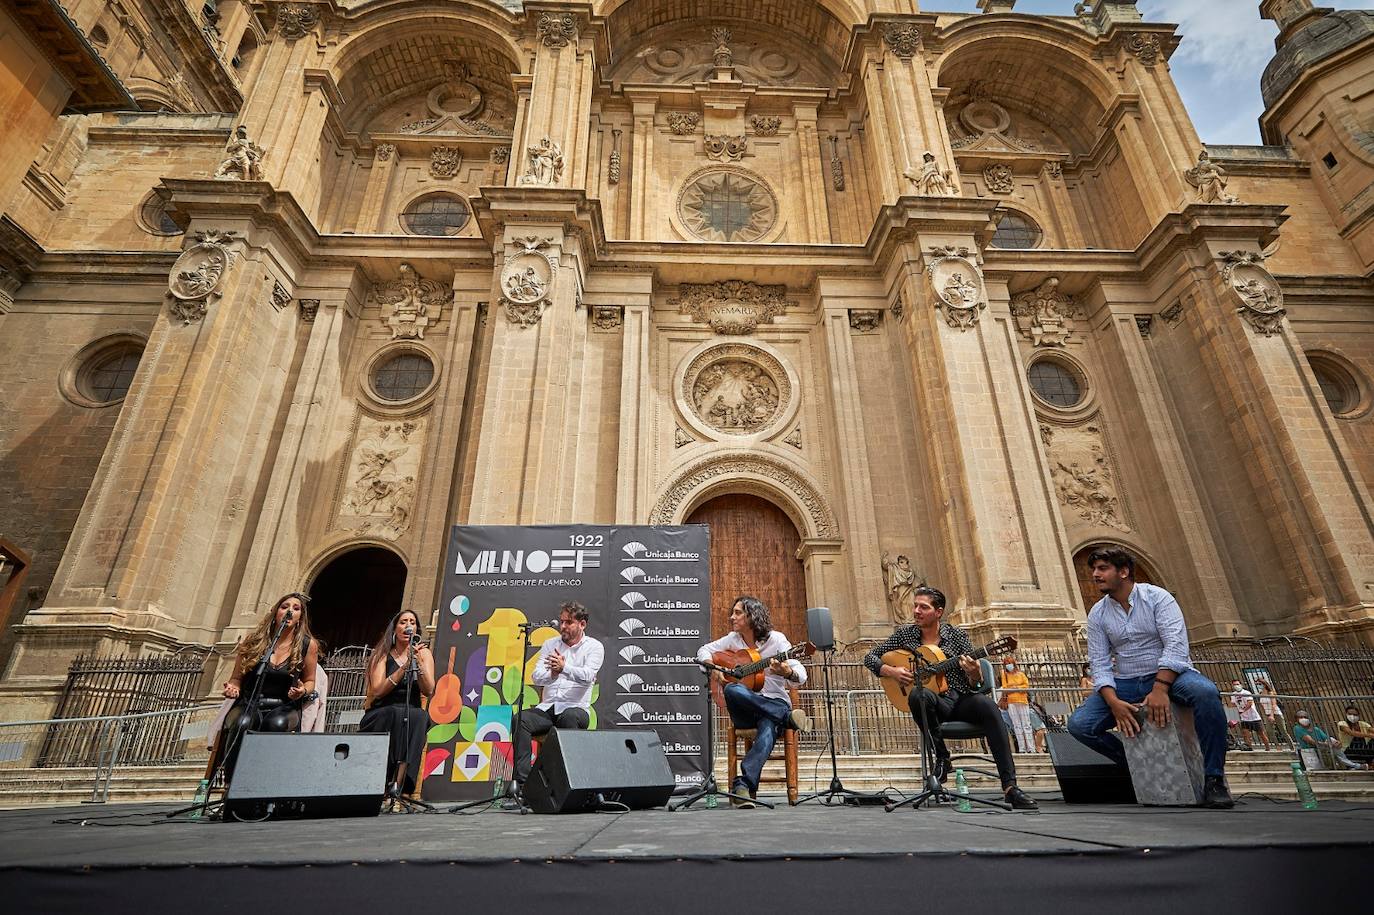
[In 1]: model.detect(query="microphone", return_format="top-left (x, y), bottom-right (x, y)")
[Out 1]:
top-left (284, 609), bottom-right (293, 622)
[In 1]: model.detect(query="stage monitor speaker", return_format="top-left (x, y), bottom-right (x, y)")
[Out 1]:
top-left (1046, 731), bottom-right (1137, 805)
top-left (807, 607), bottom-right (834, 651)
top-left (224, 732), bottom-right (388, 821)
top-left (524, 729), bottom-right (675, 814)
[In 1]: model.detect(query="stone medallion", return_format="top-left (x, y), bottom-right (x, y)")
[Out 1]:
top-left (678, 342), bottom-right (796, 440)
top-left (676, 166), bottom-right (777, 243)
top-left (165, 229), bottom-right (238, 325)
top-left (926, 245), bottom-right (987, 331)
top-left (1220, 251), bottom-right (1285, 337)
top-left (499, 235), bottom-right (559, 327)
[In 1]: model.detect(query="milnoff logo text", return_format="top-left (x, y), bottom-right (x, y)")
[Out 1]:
top-left (453, 548), bottom-right (600, 575)
top-left (619, 646), bottom-right (697, 665)
top-left (620, 593), bottom-right (703, 612)
top-left (618, 618), bottom-right (703, 639)
top-left (622, 542), bottom-right (702, 562)
top-left (619, 567), bottom-right (701, 585)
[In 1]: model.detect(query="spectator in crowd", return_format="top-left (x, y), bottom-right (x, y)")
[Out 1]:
top-left (1255, 680), bottom-right (1289, 746)
top-left (999, 657), bottom-right (1035, 753)
top-left (1230, 679), bottom-right (1270, 751)
top-left (1078, 662), bottom-right (1094, 698)
top-left (1294, 710), bottom-right (1367, 770)
top-left (1337, 705), bottom-right (1374, 768)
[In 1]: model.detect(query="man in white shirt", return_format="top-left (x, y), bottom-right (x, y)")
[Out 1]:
top-left (512, 601), bottom-right (605, 787)
top-left (696, 596), bottom-right (807, 808)
top-left (1066, 547), bottom-right (1233, 808)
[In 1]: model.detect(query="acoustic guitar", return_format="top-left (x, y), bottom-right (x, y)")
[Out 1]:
top-left (879, 635), bottom-right (1017, 713)
top-left (429, 646), bottom-right (462, 724)
top-left (709, 642), bottom-right (815, 711)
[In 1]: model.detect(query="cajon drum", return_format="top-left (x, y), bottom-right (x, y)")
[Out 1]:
top-left (1117, 704), bottom-right (1205, 805)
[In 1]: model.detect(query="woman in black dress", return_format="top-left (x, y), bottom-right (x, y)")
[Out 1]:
top-left (360, 610), bottom-right (435, 796)
top-left (215, 592), bottom-right (319, 781)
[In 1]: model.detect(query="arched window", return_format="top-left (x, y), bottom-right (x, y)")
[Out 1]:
top-left (401, 194), bottom-right (470, 236)
top-left (1028, 359), bottom-right (1084, 409)
top-left (1306, 352), bottom-right (1363, 416)
top-left (990, 209), bottom-right (1043, 250)
top-left (372, 351), bottom-right (436, 402)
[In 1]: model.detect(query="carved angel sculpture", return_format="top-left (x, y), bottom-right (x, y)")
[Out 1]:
top-left (1185, 149), bottom-right (1238, 204)
top-left (905, 151), bottom-right (956, 197)
top-left (213, 125), bottom-right (265, 181)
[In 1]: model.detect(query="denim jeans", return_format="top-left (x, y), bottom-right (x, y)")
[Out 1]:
top-left (723, 683), bottom-right (790, 794)
top-left (1067, 669), bottom-right (1228, 777)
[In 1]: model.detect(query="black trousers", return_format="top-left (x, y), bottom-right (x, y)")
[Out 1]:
top-left (514, 706), bottom-right (589, 783)
top-left (360, 704), bottom-right (431, 795)
top-left (216, 699), bottom-right (301, 785)
top-left (909, 687), bottom-right (1018, 789)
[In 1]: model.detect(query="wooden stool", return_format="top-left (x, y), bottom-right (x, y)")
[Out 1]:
top-left (1118, 705), bottom-right (1206, 806)
top-left (725, 687), bottom-right (803, 806)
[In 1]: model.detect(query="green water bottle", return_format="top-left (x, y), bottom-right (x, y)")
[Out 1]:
top-left (1290, 761), bottom-right (1318, 810)
top-left (189, 778), bottom-right (211, 819)
top-left (954, 768), bottom-right (972, 812)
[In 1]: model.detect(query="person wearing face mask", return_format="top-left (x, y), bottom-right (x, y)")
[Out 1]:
top-left (1336, 705), bottom-right (1374, 768)
top-left (1229, 680), bottom-right (1270, 751)
top-left (1293, 710), bottom-right (1365, 770)
top-left (999, 657), bottom-right (1035, 754)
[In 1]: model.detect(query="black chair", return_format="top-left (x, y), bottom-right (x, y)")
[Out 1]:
top-left (941, 658), bottom-right (1005, 782)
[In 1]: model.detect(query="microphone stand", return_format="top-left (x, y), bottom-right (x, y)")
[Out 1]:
top-left (795, 644), bottom-right (886, 806)
top-left (387, 633), bottom-right (433, 813)
top-left (669, 661), bottom-right (766, 811)
top-left (168, 610), bottom-right (294, 822)
top-left (886, 678), bottom-right (1009, 813)
top-left (446, 619), bottom-right (538, 814)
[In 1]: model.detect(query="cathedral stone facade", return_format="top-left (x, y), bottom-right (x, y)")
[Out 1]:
top-left (2, 0), bottom-right (1372, 718)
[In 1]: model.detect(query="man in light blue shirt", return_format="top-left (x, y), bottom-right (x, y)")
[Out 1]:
top-left (1067, 547), bottom-right (1233, 808)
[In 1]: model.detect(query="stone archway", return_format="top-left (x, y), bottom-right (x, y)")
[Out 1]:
top-left (1071, 543), bottom-right (1163, 613)
top-left (686, 493), bottom-right (809, 644)
top-left (308, 546), bottom-right (408, 652)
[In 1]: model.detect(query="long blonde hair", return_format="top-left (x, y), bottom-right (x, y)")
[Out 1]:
top-left (237, 592), bottom-right (314, 674)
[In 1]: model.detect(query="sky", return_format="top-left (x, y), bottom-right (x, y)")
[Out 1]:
top-left (932, 0), bottom-right (1374, 145)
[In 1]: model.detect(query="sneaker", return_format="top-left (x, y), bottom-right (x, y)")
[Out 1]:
top-left (1004, 786), bottom-right (1039, 810)
top-left (730, 779), bottom-right (756, 809)
top-left (788, 708), bottom-right (813, 732)
top-left (1202, 775), bottom-right (1234, 809)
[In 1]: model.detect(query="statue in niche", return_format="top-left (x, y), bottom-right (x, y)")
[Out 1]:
top-left (213, 125), bottom-right (264, 181)
top-left (692, 361), bottom-right (780, 432)
top-left (905, 151), bottom-right (956, 197)
top-left (1185, 149), bottom-right (1239, 204)
top-left (881, 551), bottom-right (922, 627)
top-left (517, 138), bottom-right (564, 186)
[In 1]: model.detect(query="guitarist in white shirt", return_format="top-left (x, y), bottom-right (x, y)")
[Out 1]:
top-left (864, 585), bottom-right (1038, 810)
top-left (696, 596), bottom-right (808, 808)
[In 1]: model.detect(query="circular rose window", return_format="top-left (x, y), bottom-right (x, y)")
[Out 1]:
top-left (679, 343), bottom-right (793, 438)
top-left (677, 168), bottom-right (778, 243)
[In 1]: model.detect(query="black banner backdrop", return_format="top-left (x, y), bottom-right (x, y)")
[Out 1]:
top-left (421, 524), bottom-right (712, 801)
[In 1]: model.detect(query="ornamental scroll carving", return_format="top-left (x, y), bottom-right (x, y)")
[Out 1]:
top-left (276, 5), bottom-right (318, 41)
top-left (166, 230), bottom-right (238, 325)
top-left (1010, 277), bottom-right (1081, 347)
top-left (370, 262), bottom-right (452, 340)
top-left (430, 147), bottom-right (461, 178)
top-left (1125, 32), bottom-right (1162, 67)
top-left (671, 280), bottom-right (787, 335)
top-left (537, 12), bottom-right (578, 48)
top-left (500, 235), bottom-right (559, 327)
top-left (882, 23), bottom-right (923, 59)
top-left (983, 163), bottom-right (1014, 195)
top-left (704, 134), bottom-right (748, 162)
top-left (926, 247), bottom-right (986, 331)
top-left (1220, 251), bottom-right (1285, 337)
top-left (1041, 422), bottom-right (1130, 532)
top-left (339, 417), bottom-right (425, 540)
top-left (750, 116), bottom-right (782, 137)
top-left (649, 454), bottom-right (839, 538)
top-left (667, 112), bottom-right (700, 135)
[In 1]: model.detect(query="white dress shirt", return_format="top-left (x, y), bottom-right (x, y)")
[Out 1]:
top-left (530, 633), bottom-right (604, 712)
top-left (696, 630), bottom-right (807, 705)
top-left (1087, 582), bottom-right (1195, 692)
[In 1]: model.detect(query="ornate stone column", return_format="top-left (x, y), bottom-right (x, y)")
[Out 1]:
top-left (514, 5), bottom-right (597, 192)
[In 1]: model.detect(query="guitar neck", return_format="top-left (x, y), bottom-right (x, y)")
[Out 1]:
top-left (926, 642), bottom-right (996, 675)
top-left (734, 647), bottom-right (797, 678)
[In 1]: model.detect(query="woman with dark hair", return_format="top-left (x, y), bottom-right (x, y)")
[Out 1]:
top-left (214, 592), bottom-right (319, 781)
top-left (360, 609), bottom-right (435, 797)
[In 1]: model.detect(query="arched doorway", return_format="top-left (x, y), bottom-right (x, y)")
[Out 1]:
top-left (1072, 544), bottom-right (1161, 612)
top-left (686, 493), bottom-right (808, 642)
top-left (309, 546), bottom-right (408, 652)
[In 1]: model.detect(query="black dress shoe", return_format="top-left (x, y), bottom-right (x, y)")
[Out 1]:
top-left (933, 754), bottom-right (952, 785)
top-left (1202, 775), bottom-right (1234, 809)
top-left (1004, 786), bottom-right (1039, 810)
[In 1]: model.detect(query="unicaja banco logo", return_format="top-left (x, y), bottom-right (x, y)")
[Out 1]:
top-left (619, 645), bottom-right (645, 664)
top-left (616, 701), bottom-right (645, 722)
top-left (623, 541), bottom-right (646, 557)
top-left (616, 673), bottom-right (644, 691)
top-left (622, 591), bottom-right (645, 609)
top-left (620, 566), bottom-right (645, 583)
top-left (620, 617), bottom-right (643, 634)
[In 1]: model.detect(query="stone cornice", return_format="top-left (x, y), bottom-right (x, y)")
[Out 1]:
top-left (1133, 204), bottom-right (1290, 279)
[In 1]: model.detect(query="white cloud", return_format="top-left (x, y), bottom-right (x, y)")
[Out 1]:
top-left (1138, 1), bottom-right (1277, 78)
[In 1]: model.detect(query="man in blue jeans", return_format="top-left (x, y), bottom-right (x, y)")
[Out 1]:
top-left (697, 596), bottom-right (807, 808)
top-left (1068, 547), bottom-right (1234, 808)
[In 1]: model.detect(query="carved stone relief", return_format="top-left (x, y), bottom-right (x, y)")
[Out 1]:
top-left (339, 416), bottom-right (426, 540)
top-left (1125, 32), bottom-right (1162, 66)
top-left (299, 299), bottom-right (319, 323)
top-left (849, 309), bottom-right (882, 333)
top-left (1160, 300), bottom-right (1184, 327)
top-left (395, 60), bottom-right (504, 138)
top-left (429, 147), bottom-right (461, 179)
top-left (983, 162), bottom-right (1014, 195)
top-left (1185, 149), bottom-right (1239, 204)
top-left (711, 27), bottom-right (733, 68)
top-left (370, 262), bottom-right (452, 340)
top-left (829, 136), bottom-right (845, 191)
top-left (611, 30), bottom-right (817, 86)
top-left (704, 134), bottom-right (748, 162)
top-left (591, 305), bottom-right (622, 331)
top-left (213, 125), bottom-right (264, 181)
top-left (1135, 315), bottom-right (1153, 338)
top-left (1045, 161), bottom-right (1063, 180)
top-left (1010, 277), bottom-right (1081, 347)
top-left (667, 112), bottom-right (701, 135)
top-left (276, 5), bottom-right (318, 41)
top-left (270, 281), bottom-right (291, 312)
top-left (608, 128), bottom-right (622, 184)
top-left (948, 99), bottom-right (1063, 155)
top-left (904, 151), bottom-right (957, 197)
top-left (166, 230), bottom-right (237, 325)
top-left (516, 137), bottom-right (564, 186)
top-left (882, 23), bottom-right (923, 59)
top-left (500, 235), bottom-right (559, 328)
top-left (649, 453), bottom-right (839, 538)
top-left (783, 427), bottom-right (802, 449)
top-left (677, 168), bottom-right (778, 243)
top-left (1220, 251), bottom-right (1285, 336)
top-left (926, 247), bottom-right (986, 331)
top-left (671, 280), bottom-right (787, 335)
top-left (674, 425), bottom-right (694, 448)
top-left (1041, 421), bottom-right (1130, 532)
top-left (682, 346), bottom-right (787, 435)
top-left (537, 12), bottom-right (577, 48)
top-left (750, 116), bottom-right (782, 137)
top-left (375, 143), bottom-right (395, 162)
top-left (491, 146), bottom-right (510, 164)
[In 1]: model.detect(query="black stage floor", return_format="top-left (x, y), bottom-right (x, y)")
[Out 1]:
top-left (1, 792), bottom-right (1370, 912)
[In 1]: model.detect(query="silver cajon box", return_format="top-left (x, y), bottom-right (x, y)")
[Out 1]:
top-left (1118, 704), bottom-right (1206, 805)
